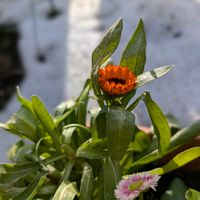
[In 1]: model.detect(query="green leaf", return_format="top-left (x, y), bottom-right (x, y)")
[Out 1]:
top-left (12, 173), bottom-right (46, 200)
top-left (166, 114), bottom-right (182, 133)
top-left (0, 162), bottom-right (40, 184)
top-left (128, 131), bottom-right (151, 153)
top-left (92, 18), bottom-right (123, 68)
top-left (8, 140), bottom-right (25, 162)
top-left (91, 18), bottom-right (123, 97)
top-left (31, 96), bottom-right (61, 151)
top-left (76, 138), bottom-right (108, 159)
top-left (143, 92), bottom-right (171, 155)
top-left (185, 188), bottom-right (200, 200)
top-left (54, 99), bottom-right (76, 126)
top-left (52, 182), bottom-right (78, 200)
top-left (103, 158), bottom-right (121, 200)
top-left (80, 163), bottom-right (94, 200)
top-left (161, 178), bottom-right (187, 200)
top-left (93, 173), bottom-right (104, 200)
top-left (128, 119), bottom-right (200, 171)
top-left (136, 65), bottom-right (174, 89)
top-left (89, 107), bottom-right (100, 130)
top-left (126, 92), bottom-right (145, 111)
top-left (62, 127), bottom-right (77, 144)
top-left (150, 147), bottom-right (200, 175)
top-left (63, 124), bottom-right (91, 144)
top-left (76, 79), bottom-right (91, 125)
top-left (60, 160), bottom-right (75, 183)
top-left (107, 106), bottom-right (135, 160)
top-left (5, 106), bottom-right (39, 141)
top-left (92, 107), bottom-right (107, 141)
top-left (0, 186), bottom-right (25, 199)
top-left (120, 19), bottom-right (146, 76)
top-left (37, 184), bottom-right (57, 196)
top-left (16, 87), bottom-right (34, 113)
top-left (13, 144), bottom-right (36, 163)
top-left (54, 100), bottom-right (75, 118)
top-left (170, 119), bottom-right (200, 150)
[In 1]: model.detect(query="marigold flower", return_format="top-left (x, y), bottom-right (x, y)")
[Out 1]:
top-left (98, 65), bottom-right (137, 96)
top-left (114, 172), bottom-right (160, 200)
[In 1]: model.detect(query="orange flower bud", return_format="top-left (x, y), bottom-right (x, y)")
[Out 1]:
top-left (98, 65), bottom-right (137, 96)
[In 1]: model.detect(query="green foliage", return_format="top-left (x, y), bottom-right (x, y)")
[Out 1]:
top-left (120, 19), bottom-right (146, 76)
top-left (161, 178), bottom-right (188, 200)
top-left (143, 92), bottom-right (171, 155)
top-left (0, 18), bottom-right (199, 200)
top-left (185, 188), bottom-right (200, 200)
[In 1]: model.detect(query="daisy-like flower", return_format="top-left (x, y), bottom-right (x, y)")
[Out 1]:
top-left (98, 65), bottom-right (137, 96)
top-left (114, 172), bottom-right (160, 200)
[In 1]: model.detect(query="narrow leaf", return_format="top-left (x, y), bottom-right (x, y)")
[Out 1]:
top-left (31, 96), bottom-right (61, 151)
top-left (136, 65), bottom-right (174, 89)
top-left (92, 18), bottom-right (123, 68)
top-left (150, 147), bottom-right (200, 175)
top-left (16, 87), bottom-right (34, 113)
top-left (76, 79), bottom-right (91, 125)
top-left (80, 163), bottom-right (94, 200)
top-left (120, 19), bottom-right (146, 75)
top-left (128, 119), bottom-right (200, 171)
top-left (103, 158), bottom-right (121, 200)
top-left (143, 92), bottom-right (171, 155)
top-left (0, 162), bottom-right (40, 184)
top-left (12, 173), bottom-right (46, 200)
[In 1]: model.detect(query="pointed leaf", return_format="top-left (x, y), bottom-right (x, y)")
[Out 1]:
top-left (91, 18), bottom-right (123, 97)
top-left (136, 65), bottom-right (174, 89)
top-left (92, 18), bottom-right (123, 68)
top-left (16, 87), bottom-right (34, 113)
top-left (31, 96), bottom-right (61, 151)
top-left (143, 92), bottom-right (171, 155)
top-left (120, 19), bottom-right (146, 75)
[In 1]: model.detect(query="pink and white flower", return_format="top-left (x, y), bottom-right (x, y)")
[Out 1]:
top-left (114, 172), bottom-right (160, 200)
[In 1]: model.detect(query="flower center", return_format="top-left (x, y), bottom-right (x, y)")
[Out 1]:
top-left (108, 78), bottom-right (126, 84)
top-left (128, 180), bottom-right (144, 191)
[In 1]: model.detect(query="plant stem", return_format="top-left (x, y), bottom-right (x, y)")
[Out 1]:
top-left (139, 193), bottom-right (143, 200)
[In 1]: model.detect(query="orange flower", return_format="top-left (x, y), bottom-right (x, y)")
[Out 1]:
top-left (98, 65), bottom-right (137, 96)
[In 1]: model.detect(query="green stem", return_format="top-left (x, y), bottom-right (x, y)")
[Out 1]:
top-left (139, 193), bottom-right (143, 200)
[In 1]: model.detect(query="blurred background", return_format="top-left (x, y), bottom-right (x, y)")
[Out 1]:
top-left (0, 0), bottom-right (200, 162)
